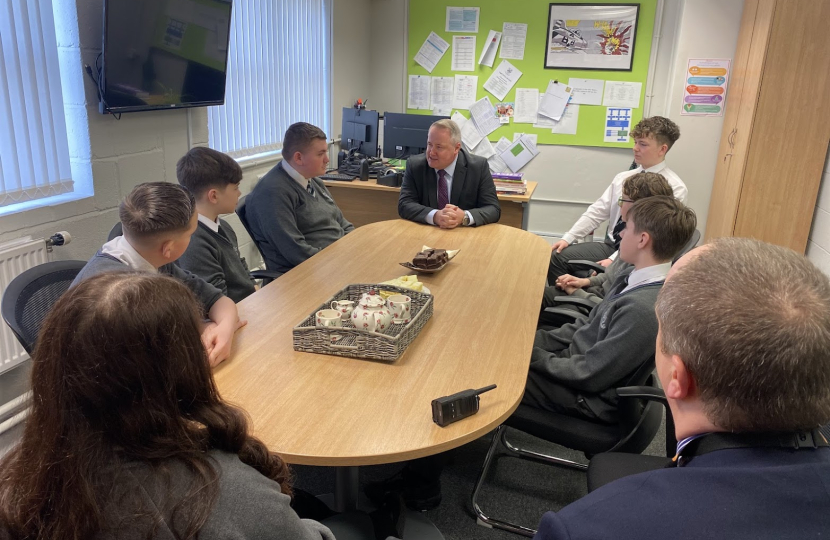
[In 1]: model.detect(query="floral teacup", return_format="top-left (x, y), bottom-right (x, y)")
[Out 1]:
top-left (330, 300), bottom-right (356, 320)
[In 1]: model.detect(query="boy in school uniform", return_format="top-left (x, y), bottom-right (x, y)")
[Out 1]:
top-left (541, 171), bottom-right (675, 313)
top-left (72, 182), bottom-right (245, 366)
top-left (526, 196), bottom-right (696, 424)
top-left (245, 122), bottom-right (354, 276)
top-left (175, 147), bottom-right (257, 303)
top-left (547, 116), bottom-right (688, 285)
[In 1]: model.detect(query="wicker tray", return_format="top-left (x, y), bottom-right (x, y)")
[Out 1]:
top-left (293, 283), bottom-right (433, 361)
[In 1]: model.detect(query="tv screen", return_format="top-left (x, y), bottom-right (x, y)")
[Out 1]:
top-left (102, 0), bottom-right (233, 113)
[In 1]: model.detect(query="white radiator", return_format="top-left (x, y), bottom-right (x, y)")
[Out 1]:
top-left (0, 237), bottom-right (51, 374)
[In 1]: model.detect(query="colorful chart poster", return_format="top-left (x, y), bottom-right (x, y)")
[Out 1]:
top-left (681, 59), bottom-right (730, 116)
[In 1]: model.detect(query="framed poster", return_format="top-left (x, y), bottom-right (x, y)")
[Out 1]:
top-left (545, 3), bottom-right (640, 71)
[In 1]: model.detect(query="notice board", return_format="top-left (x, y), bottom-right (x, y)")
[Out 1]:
top-left (407, 0), bottom-right (658, 148)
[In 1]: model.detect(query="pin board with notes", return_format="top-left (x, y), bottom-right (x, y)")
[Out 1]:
top-left (406, 0), bottom-right (658, 148)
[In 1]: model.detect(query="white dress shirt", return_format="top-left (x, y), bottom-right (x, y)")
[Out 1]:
top-left (198, 213), bottom-right (220, 233)
top-left (425, 154), bottom-right (475, 226)
top-left (100, 235), bottom-right (157, 273)
top-left (281, 159), bottom-right (310, 190)
top-left (562, 161), bottom-right (688, 247)
top-left (621, 262), bottom-right (671, 294)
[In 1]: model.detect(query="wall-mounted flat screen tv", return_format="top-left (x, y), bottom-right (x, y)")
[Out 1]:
top-left (101, 0), bottom-right (233, 113)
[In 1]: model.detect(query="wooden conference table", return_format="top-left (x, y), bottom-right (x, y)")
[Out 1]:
top-left (214, 219), bottom-right (550, 514)
top-left (322, 177), bottom-right (538, 230)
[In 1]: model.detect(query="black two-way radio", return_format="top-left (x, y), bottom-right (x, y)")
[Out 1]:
top-left (431, 385), bottom-right (497, 427)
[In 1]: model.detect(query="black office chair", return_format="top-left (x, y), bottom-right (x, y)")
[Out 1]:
top-left (471, 357), bottom-right (664, 537)
top-left (585, 386), bottom-right (674, 493)
top-left (236, 195), bottom-right (282, 285)
top-left (1, 260), bottom-right (87, 354)
top-left (108, 220), bottom-right (280, 286)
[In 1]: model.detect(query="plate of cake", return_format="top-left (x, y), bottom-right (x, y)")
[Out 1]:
top-left (400, 246), bottom-right (460, 274)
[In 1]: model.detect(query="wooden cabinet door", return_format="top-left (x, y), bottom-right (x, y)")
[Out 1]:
top-left (733, 0), bottom-right (830, 252)
top-left (705, 0), bottom-right (775, 241)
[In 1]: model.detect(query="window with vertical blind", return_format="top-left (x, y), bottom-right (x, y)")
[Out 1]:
top-left (0, 0), bottom-right (74, 209)
top-left (208, 0), bottom-right (332, 157)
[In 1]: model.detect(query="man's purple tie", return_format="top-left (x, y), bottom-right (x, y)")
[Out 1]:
top-left (437, 169), bottom-right (449, 209)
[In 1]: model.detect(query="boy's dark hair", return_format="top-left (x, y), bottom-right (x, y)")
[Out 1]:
top-left (623, 172), bottom-right (674, 201)
top-left (626, 195), bottom-right (696, 260)
top-left (120, 182), bottom-right (195, 240)
top-left (281, 122), bottom-right (327, 160)
top-left (631, 116), bottom-right (681, 150)
top-left (176, 147), bottom-right (242, 198)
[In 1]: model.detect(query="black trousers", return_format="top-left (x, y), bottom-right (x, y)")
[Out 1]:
top-left (522, 369), bottom-right (609, 423)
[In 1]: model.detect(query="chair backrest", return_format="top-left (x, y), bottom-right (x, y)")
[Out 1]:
top-left (107, 221), bottom-right (123, 241)
top-left (672, 229), bottom-right (701, 264)
top-left (1, 260), bottom-right (87, 354)
top-left (235, 195), bottom-right (269, 265)
top-left (609, 357), bottom-right (664, 454)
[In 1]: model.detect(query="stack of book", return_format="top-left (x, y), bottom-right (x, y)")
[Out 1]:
top-left (492, 172), bottom-right (527, 195)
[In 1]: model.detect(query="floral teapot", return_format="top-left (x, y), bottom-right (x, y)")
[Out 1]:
top-left (352, 290), bottom-right (393, 332)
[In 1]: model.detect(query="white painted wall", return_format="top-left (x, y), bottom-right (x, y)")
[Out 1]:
top-left (371, 0), bottom-right (744, 238)
top-left (806, 149), bottom-right (830, 275)
top-left (0, 0), bottom-right (373, 272)
top-left (369, 0), bottom-right (407, 115)
top-left (332, 0), bottom-right (373, 142)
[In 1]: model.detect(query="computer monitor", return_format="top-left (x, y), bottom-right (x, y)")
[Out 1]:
top-left (341, 107), bottom-right (379, 157)
top-left (383, 112), bottom-right (450, 159)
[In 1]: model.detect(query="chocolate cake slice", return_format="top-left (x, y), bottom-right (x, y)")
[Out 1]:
top-left (412, 249), bottom-right (448, 269)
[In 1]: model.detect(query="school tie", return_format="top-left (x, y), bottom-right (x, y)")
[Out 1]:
top-left (307, 182), bottom-right (316, 198)
top-left (610, 274), bottom-right (629, 296)
top-left (612, 217), bottom-right (625, 250)
top-left (437, 169), bottom-right (449, 209)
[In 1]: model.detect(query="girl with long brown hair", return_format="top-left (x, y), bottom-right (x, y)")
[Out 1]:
top-left (0, 272), bottom-right (334, 540)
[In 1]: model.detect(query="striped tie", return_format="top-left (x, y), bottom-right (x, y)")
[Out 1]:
top-left (307, 182), bottom-right (316, 198)
top-left (612, 217), bottom-right (625, 250)
top-left (437, 169), bottom-right (449, 209)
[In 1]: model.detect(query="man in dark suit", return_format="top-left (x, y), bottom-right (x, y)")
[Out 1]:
top-left (534, 237), bottom-right (830, 540)
top-left (397, 119), bottom-right (500, 228)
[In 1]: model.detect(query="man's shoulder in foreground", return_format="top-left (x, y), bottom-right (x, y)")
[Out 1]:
top-left (535, 447), bottom-right (830, 540)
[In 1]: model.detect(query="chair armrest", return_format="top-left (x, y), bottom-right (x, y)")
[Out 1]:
top-left (541, 307), bottom-right (588, 324)
top-left (251, 270), bottom-right (282, 280)
top-left (616, 386), bottom-right (668, 404)
top-left (569, 260), bottom-right (606, 274)
top-left (250, 270), bottom-right (282, 287)
top-left (552, 296), bottom-right (596, 311)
